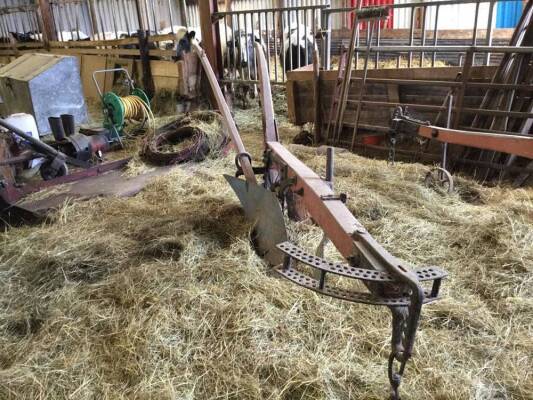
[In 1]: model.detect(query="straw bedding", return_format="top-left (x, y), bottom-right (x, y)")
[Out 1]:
top-left (0, 102), bottom-right (531, 399)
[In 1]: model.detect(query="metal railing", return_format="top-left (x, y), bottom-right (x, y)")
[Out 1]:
top-left (214, 4), bottom-right (328, 85)
top-left (322, 0), bottom-right (520, 69)
top-left (214, 0), bottom-right (526, 85)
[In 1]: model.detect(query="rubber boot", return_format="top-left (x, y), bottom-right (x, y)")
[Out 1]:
top-left (60, 114), bottom-right (76, 136)
top-left (48, 117), bottom-right (66, 141)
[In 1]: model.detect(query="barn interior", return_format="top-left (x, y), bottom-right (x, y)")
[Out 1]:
top-left (0, 1), bottom-right (531, 399)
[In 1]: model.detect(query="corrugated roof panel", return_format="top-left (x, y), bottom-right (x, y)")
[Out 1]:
top-left (496, 0), bottom-right (523, 28)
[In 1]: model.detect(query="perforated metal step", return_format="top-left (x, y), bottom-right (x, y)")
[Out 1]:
top-left (277, 241), bottom-right (447, 283)
top-left (274, 266), bottom-right (439, 306)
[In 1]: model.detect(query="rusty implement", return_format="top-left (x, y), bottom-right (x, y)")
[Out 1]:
top-left (418, 126), bottom-right (533, 159)
top-left (193, 43), bottom-right (287, 265)
top-left (196, 41), bottom-right (446, 400)
top-left (225, 176), bottom-right (287, 265)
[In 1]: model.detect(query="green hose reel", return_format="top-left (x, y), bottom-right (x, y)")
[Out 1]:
top-left (93, 68), bottom-right (151, 140)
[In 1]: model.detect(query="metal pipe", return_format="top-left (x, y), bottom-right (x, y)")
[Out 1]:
top-left (350, 19), bottom-right (375, 150)
top-left (273, 10), bottom-right (278, 82)
top-left (432, 4), bottom-right (439, 67)
top-left (485, 0), bottom-right (495, 65)
top-left (347, 45), bottom-right (533, 53)
top-left (471, 0), bottom-right (480, 65)
top-left (304, 7), bottom-right (308, 68)
top-left (214, 4), bottom-right (326, 17)
top-left (375, 13), bottom-right (381, 69)
top-left (420, 6), bottom-right (427, 67)
top-left (408, 6), bottom-right (415, 67)
top-left (246, 12), bottom-right (251, 81)
top-left (442, 94), bottom-right (453, 173)
top-left (322, 0), bottom-right (521, 14)
top-left (325, 146), bottom-right (334, 187)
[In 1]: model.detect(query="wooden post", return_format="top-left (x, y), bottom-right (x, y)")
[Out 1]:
top-left (37, 0), bottom-right (57, 44)
top-left (453, 50), bottom-right (474, 129)
top-left (138, 30), bottom-right (155, 98)
top-left (199, 0), bottom-right (222, 78)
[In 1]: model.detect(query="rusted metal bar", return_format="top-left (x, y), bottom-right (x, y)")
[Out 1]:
top-left (418, 125), bottom-right (533, 159)
top-left (432, 4), bottom-right (439, 67)
top-left (344, 99), bottom-right (533, 118)
top-left (325, 48), bottom-right (347, 143)
top-left (350, 18), bottom-right (375, 150)
top-left (332, 10), bottom-right (359, 144)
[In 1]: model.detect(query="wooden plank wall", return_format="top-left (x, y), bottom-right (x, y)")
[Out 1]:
top-left (286, 65), bottom-right (499, 132)
top-left (0, 34), bottom-right (187, 103)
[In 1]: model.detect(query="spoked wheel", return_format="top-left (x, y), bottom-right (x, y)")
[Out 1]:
top-left (424, 167), bottom-right (454, 194)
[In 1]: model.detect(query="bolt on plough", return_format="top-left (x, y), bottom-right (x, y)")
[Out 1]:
top-left (193, 42), bottom-right (447, 400)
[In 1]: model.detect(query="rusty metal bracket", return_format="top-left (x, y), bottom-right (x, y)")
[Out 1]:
top-left (320, 193), bottom-right (347, 203)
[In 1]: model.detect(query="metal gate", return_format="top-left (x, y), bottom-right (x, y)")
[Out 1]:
top-left (214, 0), bottom-right (526, 85)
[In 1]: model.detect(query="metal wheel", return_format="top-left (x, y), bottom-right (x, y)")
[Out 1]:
top-left (424, 167), bottom-right (454, 193)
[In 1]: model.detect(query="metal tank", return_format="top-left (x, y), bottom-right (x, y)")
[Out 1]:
top-left (0, 53), bottom-right (88, 135)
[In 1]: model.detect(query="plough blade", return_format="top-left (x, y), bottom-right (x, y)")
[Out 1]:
top-left (224, 175), bottom-right (287, 266)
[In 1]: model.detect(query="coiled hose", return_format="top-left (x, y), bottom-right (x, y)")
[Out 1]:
top-left (120, 95), bottom-right (155, 134)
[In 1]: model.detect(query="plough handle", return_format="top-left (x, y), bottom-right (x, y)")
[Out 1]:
top-left (192, 43), bottom-right (257, 184)
top-left (254, 42), bottom-right (278, 144)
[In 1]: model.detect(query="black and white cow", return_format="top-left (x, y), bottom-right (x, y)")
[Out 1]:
top-left (225, 29), bottom-right (265, 107)
top-left (282, 23), bottom-right (314, 72)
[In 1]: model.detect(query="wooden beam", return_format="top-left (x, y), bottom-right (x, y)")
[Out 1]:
top-left (453, 50), bottom-right (474, 128)
top-left (37, 0), bottom-right (57, 43)
top-left (49, 33), bottom-right (178, 48)
top-left (138, 30), bottom-right (155, 98)
top-left (199, 0), bottom-right (222, 78)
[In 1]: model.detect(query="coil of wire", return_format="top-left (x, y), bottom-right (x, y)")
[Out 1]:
top-left (141, 111), bottom-right (229, 165)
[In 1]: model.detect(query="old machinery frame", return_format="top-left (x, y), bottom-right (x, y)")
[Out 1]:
top-left (391, 106), bottom-right (533, 186)
top-left (194, 42), bottom-right (447, 400)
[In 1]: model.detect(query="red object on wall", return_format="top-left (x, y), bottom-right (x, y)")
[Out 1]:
top-left (350, 0), bottom-right (394, 30)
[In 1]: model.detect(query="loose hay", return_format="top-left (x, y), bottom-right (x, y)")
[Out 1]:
top-left (0, 107), bottom-right (531, 399)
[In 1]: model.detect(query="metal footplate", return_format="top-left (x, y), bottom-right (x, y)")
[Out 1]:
top-left (274, 241), bottom-right (447, 306)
